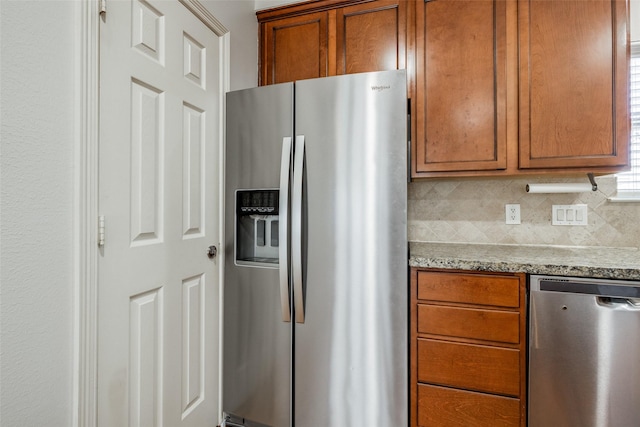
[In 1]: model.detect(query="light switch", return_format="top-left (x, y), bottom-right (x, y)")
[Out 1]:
top-left (566, 209), bottom-right (574, 221)
top-left (552, 204), bottom-right (588, 226)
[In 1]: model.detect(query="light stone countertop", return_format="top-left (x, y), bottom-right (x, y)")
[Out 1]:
top-left (409, 241), bottom-right (640, 281)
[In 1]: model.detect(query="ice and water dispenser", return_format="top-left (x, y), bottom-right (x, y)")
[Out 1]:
top-left (235, 189), bottom-right (279, 266)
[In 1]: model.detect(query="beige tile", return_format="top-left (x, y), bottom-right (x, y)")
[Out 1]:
top-left (408, 176), bottom-right (640, 250)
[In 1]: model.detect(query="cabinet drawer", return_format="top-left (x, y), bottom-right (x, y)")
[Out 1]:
top-left (417, 271), bottom-right (520, 308)
top-left (418, 304), bottom-right (519, 344)
top-left (417, 383), bottom-right (520, 427)
top-left (417, 339), bottom-right (519, 397)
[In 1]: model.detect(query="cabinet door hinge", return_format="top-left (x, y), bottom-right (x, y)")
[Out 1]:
top-left (98, 215), bottom-right (105, 247)
top-left (99, 0), bottom-right (106, 16)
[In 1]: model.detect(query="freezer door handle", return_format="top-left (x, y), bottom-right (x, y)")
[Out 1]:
top-left (292, 135), bottom-right (306, 324)
top-left (279, 137), bottom-right (292, 323)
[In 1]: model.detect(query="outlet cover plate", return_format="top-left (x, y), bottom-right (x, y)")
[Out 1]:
top-left (505, 204), bottom-right (521, 224)
top-left (552, 204), bottom-right (588, 226)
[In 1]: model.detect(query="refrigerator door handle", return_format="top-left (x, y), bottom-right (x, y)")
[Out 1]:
top-left (407, 98), bottom-right (412, 183)
top-left (292, 135), bottom-right (306, 324)
top-left (279, 137), bottom-right (292, 323)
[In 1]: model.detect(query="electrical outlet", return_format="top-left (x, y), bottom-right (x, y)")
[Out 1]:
top-left (505, 204), bottom-right (521, 224)
top-left (552, 204), bottom-right (588, 226)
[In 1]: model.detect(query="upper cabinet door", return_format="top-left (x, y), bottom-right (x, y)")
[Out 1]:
top-left (261, 11), bottom-right (329, 85)
top-left (518, 0), bottom-right (629, 170)
top-left (414, 0), bottom-right (508, 175)
top-left (336, 0), bottom-right (407, 75)
top-left (258, 0), bottom-right (409, 86)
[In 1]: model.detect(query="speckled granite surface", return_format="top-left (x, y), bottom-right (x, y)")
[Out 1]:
top-left (409, 241), bottom-right (640, 281)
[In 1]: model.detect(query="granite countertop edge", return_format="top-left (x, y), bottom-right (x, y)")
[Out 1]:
top-left (409, 242), bottom-right (640, 281)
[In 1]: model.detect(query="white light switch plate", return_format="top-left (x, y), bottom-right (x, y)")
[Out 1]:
top-left (552, 204), bottom-right (588, 226)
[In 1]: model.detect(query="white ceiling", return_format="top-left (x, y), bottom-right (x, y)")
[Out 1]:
top-left (255, 0), bottom-right (299, 11)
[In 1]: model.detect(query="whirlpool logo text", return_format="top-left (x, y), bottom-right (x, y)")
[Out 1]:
top-left (371, 85), bottom-right (391, 92)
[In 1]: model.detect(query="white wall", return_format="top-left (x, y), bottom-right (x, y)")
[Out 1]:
top-left (0, 1), bottom-right (77, 425)
top-left (255, 0), bottom-right (298, 11)
top-left (632, 0), bottom-right (640, 42)
top-left (204, 0), bottom-right (259, 89)
top-left (0, 1), bottom-right (257, 425)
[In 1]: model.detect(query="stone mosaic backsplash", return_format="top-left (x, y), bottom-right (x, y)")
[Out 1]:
top-left (408, 175), bottom-right (640, 250)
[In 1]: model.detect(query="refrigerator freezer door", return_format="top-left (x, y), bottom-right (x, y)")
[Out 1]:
top-left (224, 83), bottom-right (294, 427)
top-left (293, 70), bottom-right (408, 426)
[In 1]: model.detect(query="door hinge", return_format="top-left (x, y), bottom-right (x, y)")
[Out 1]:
top-left (99, 0), bottom-right (106, 16)
top-left (98, 215), bottom-right (105, 247)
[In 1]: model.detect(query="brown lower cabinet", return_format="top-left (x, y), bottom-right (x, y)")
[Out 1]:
top-left (418, 385), bottom-right (521, 427)
top-left (410, 268), bottom-right (527, 427)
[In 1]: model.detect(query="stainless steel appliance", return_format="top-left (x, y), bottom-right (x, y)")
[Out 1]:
top-left (223, 70), bottom-right (408, 427)
top-left (529, 275), bottom-right (640, 426)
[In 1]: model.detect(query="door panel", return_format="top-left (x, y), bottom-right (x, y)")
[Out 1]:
top-left (293, 71), bottom-right (408, 427)
top-left (518, 0), bottom-right (629, 169)
top-left (223, 83), bottom-right (294, 427)
top-left (98, 1), bottom-right (222, 425)
top-left (415, 0), bottom-right (507, 173)
top-left (129, 78), bottom-right (164, 245)
top-left (336, 0), bottom-right (406, 75)
top-left (529, 289), bottom-right (640, 426)
top-left (262, 12), bottom-right (329, 85)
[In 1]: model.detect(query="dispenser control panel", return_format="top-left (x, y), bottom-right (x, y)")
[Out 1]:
top-left (235, 189), bottom-right (279, 267)
top-left (237, 190), bottom-right (279, 215)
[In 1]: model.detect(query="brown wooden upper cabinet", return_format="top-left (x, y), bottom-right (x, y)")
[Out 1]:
top-left (518, 0), bottom-right (629, 170)
top-left (415, 0), bottom-right (507, 174)
top-left (260, 11), bottom-right (329, 85)
top-left (259, 0), bottom-right (629, 177)
top-left (413, 0), bottom-right (630, 178)
top-left (336, 0), bottom-right (407, 75)
top-left (257, 0), bottom-right (407, 86)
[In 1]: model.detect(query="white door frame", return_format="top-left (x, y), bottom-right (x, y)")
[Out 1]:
top-left (74, 1), bottom-right (229, 425)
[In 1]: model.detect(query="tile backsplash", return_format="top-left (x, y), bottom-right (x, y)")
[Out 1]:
top-left (408, 175), bottom-right (640, 249)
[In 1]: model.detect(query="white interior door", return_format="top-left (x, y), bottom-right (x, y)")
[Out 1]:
top-left (98, 1), bottom-right (223, 425)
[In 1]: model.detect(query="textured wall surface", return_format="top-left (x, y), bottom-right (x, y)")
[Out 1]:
top-left (409, 175), bottom-right (640, 249)
top-left (203, 0), bottom-right (259, 89)
top-left (0, 1), bottom-right (258, 424)
top-left (0, 1), bottom-right (76, 425)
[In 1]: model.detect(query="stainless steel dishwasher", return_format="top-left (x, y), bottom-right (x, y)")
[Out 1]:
top-left (529, 274), bottom-right (640, 427)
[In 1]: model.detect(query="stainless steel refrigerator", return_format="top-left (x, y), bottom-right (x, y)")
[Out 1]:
top-left (223, 70), bottom-right (408, 427)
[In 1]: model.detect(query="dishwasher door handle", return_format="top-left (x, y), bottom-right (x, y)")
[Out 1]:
top-left (597, 296), bottom-right (640, 309)
top-left (539, 278), bottom-right (640, 299)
